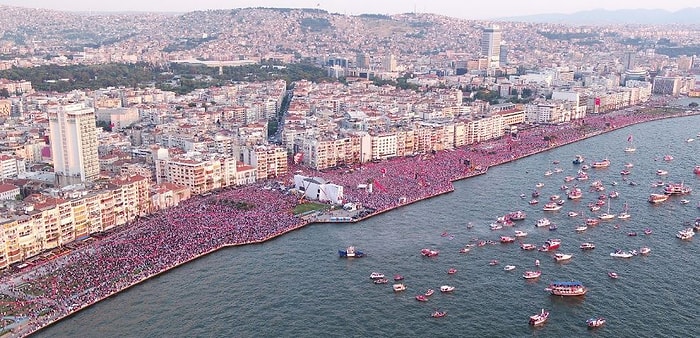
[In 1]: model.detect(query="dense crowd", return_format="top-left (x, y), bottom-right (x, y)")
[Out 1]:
top-left (2, 104), bottom-right (696, 337)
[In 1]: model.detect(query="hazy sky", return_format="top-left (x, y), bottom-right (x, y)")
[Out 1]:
top-left (2, 0), bottom-right (699, 19)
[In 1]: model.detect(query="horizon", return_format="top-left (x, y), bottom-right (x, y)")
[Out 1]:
top-left (1, 0), bottom-right (699, 19)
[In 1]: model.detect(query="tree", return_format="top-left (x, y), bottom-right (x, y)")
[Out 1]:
top-left (0, 88), bottom-right (9, 98)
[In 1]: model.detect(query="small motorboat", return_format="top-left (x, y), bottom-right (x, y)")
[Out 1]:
top-left (522, 270), bottom-right (541, 279)
top-left (529, 309), bottom-right (550, 326)
top-left (586, 317), bottom-right (606, 328)
top-left (640, 247), bottom-right (651, 255)
top-left (458, 247), bottom-right (471, 253)
top-left (415, 295), bottom-right (428, 302)
top-left (394, 274), bottom-right (404, 281)
top-left (628, 232), bottom-right (638, 236)
top-left (504, 265), bottom-right (516, 271)
top-left (514, 230), bottom-right (528, 237)
top-left (608, 271), bottom-right (619, 279)
top-left (447, 268), bottom-right (457, 274)
top-left (575, 225), bottom-right (588, 232)
top-left (681, 199), bottom-right (690, 205)
top-left (424, 289), bottom-right (435, 297)
top-left (440, 285), bottom-right (455, 293)
top-left (568, 211), bottom-right (579, 217)
top-left (392, 283), bottom-right (407, 292)
top-left (370, 272), bottom-right (385, 279)
top-left (644, 228), bottom-right (653, 235)
top-left (373, 278), bottom-right (388, 284)
top-left (431, 310), bottom-right (447, 318)
top-left (535, 259), bottom-right (540, 267)
top-left (488, 260), bottom-right (499, 266)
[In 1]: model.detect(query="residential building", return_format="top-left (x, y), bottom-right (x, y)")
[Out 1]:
top-left (48, 103), bottom-right (100, 186)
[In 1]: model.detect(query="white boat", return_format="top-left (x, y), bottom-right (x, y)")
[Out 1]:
top-left (440, 285), bottom-right (455, 293)
top-left (542, 202), bottom-right (562, 211)
top-left (624, 147), bottom-right (636, 153)
top-left (554, 253), bottom-right (573, 262)
top-left (490, 223), bottom-right (503, 230)
top-left (677, 228), bottom-right (694, 240)
top-left (687, 138), bottom-right (695, 143)
top-left (598, 203), bottom-right (616, 220)
top-left (568, 211), bottom-right (579, 217)
top-left (544, 170), bottom-right (553, 176)
top-left (610, 250), bottom-right (633, 258)
top-left (393, 283), bottom-right (407, 292)
top-left (521, 243), bottom-right (537, 250)
top-left (522, 270), bottom-right (542, 279)
top-left (535, 182), bottom-right (545, 188)
top-left (587, 317), bottom-right (607, 328)
top-left (575, 225), bottom-right (588, 232)
top-left (640, 247), bottom-right (651, 255)
top-left (580, 242), bottom-right (596, 250)
top-left (504, 265), bottom-right (516, 271)
top-left (529, 309), bottom-right (550, 326)
top-left (535, 218), bottom-right (551, 227)
top-left (681, 199), bottom-right (690, 205)
top-left (370, 272), bottom-right (385, 279)
top-left (656, 169), bottom-right (668, 176)
top-left (514, 230), bottom-right (528, 237)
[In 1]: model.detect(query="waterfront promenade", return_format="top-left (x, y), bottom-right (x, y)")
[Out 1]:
top-left (3, 105), bottom-right (698, 337)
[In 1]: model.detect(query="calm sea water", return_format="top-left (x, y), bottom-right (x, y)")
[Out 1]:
top-left (36, 116), bottom-right (700, 337)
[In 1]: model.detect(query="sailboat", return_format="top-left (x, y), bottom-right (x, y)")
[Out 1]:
top-left (624, 135), bottom-right (636, 153)
top-left (598, 201), bottom-right (616, 220)
top-left (617, 202), bottom-right (631, 219)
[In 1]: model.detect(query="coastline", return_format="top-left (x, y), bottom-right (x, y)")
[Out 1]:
top-left (13, 108), bottom-right (700, 338)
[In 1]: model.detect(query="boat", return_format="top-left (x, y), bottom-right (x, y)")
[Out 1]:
top-left (544, 170), bottom-right (553, 176)
top-left (504, 265), bottom-right (516, 271)
top-left (681, 199), bottom-right (690, 205)
top-left (508, 210), bottom-right (527, 221)
top-left (608, 191), bottom-right (619, 199)
top-left (677, 228), bottom-right (695, 240)
top-left (694, 165), bottom-right (700, 175)
top-left (554, 167), bottom-right (563, 173)
top-left (581, 164), bottom-right (590, 170)
top-left (420, 248), bottom-right (439, 257)
top-left (447, 268), bottom-right (457, 274)
top-left (587, 317), bottom-right (607, 328)
top-left (532, 190), bottom-right (540, 198)
top-left (610, 250), bottom-right (633, 258)
top-left (500, 236), bottom-right (515, 243)
top-left (663, 155), bottom-right (674, 161)
top-left (624, 162), bottom-right (634, 168)
top-left (373, 278), bottom-right (389, 284)
top-left (695, 218), bottom-right (700, 232)
top-left (535, 259), bottom-right (540, 267)
top-left (535, 218), bottom-right (551, 227)
top-left (392, 283), bottom-right (407, 292)
top-left (415, 294), bottom-right (428, 302)
top-left (568, 211), bottom-right (579, 217)
top-left (514, 230), bottom-right (528, 237)
top-left (535, 182), bottom-right (545, 188)
top-left (393, 274), bottom-right (404, 281)
top-left (628, 231), bottom-right (638, 236)
top-left (424, 289), bottom-right (434, 297)
top-left (539, 238), bottom-right (561, 252)
top-left (548, 224), bottom-right (558, 231)
top-left (370, 272), bottom-right (385, 279)
top-left (542, 202), bottom-right (562, 211)
top-left (529, 309), bottom-right (550, 326)
top-left (567, 188), bottom-right (583, 200)
top-left (490, 223), bottom-right (503, 230)
top-left (687, 138), bottom-right (695, 143)
top-left (338, 246), bottom-right (365, 258)
top-left (529, 199), bottom-right (539, 205)
top-left (573, 155), bottom-right (585, 165)
top-left (521, 243), bottom-right (537, 251)
top-left (591, 159), bottom-right (611, 168)
top-left (617, 202), bottom-right (631, 219)
top-left (624, 135), bottom-right (636, 152)
top-left (575, 225), bottom-right (588, 232)
top-left (580, 242), bottom-right (596, 250)
top-left (576, 171), bottom-right (589, 181)
top-left (640, 247), bottom-right (651, 255)
top-left (549, 281), bottom-right (588, 296)
top-left (522, 270), bottom-right (542, 279)
top-left (554, 253), bottom-right (573, 262)
top-left (431, 310), bottom-right (447, 318)
top-left (656, 169), bottom-right (668, 176)
top-left (620, 169), bottom-right (631, 175)
top-left (664, 182), bottom-right (692, 195)
top-left (489, 260), bottom-right (500, 266)
top-left (564, 176), bottom-right (575, 182)
top-left (440, 285), bottom-right (455, 293)
top-left (608, 271), bottom-right (619, 279)
top-left (648, 193), bottom-right (669, 204)
top-left (585, 218), bottom-right (600, 226)
top-left (458, 247), bottom-right (471, 253)
top-left (644, 228), bottom-right (653, 235)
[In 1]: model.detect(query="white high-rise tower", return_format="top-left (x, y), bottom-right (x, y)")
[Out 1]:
top-left (480, 25), bottom-right (502, 68)
top-left (48, 102), bottom-right (99, 186)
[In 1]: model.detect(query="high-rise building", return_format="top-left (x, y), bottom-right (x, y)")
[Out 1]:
top-left (356, 52), bottom-right (370, 69)
top-left (383, 54), bottom-right (397, 72)
top-left (499, 41), bottom-right (508, 66)
top-left (480, 26), bottom-right (502, 68)
top-left (622, 51), bottom-right (636, 71)
top-left (48, 103), bottom-right (100, 186)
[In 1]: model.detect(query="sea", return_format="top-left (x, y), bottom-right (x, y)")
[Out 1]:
top-left (35, 114), bottom-right (700, 338)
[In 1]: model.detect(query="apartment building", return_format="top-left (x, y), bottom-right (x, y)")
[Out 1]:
top-left (241, 145), bottom-right (288, 180)
top-left (47, 102), bottom-right (100, 186)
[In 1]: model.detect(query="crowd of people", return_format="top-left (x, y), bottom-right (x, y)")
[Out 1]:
top-left (1, 103), bottom-right (696, 337)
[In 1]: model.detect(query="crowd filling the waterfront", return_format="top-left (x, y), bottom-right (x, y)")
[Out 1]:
top-left (1, 104), bottom-right (697, 337)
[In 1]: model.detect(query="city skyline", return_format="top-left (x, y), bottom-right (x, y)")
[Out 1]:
top-left (2, 0), bottom-right (700, 19)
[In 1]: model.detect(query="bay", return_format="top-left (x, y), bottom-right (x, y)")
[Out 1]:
top-left (36, 115), bottom-right (700, 337)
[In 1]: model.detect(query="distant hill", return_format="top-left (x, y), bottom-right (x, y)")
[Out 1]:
top-left (496, 8), bottom-right (700, 25)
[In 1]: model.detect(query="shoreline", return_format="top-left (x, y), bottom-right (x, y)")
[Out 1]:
top-left (14, 108), bottom-right (700, 338)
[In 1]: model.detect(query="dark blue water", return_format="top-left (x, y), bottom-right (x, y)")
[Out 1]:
top-left (36, 116), bottom-right (700, 337)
